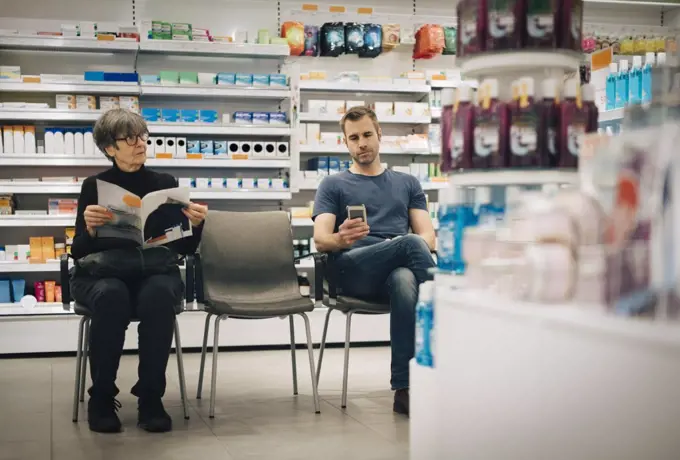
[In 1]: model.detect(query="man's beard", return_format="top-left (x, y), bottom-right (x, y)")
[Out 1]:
top-left (352, 150), bottom-right (375, 165)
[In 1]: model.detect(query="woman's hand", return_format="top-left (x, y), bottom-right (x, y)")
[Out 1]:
top-left (84, 205), bottom-right (113, 237)
top-left (183, 202), bottom-right (208, 227)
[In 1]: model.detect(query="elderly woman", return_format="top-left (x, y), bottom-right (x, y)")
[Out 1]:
top-left (71, 109), bottom-right (207, 434)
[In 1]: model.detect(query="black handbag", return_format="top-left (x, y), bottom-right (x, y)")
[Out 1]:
top-left (76, 246), bottom-right (181, 279)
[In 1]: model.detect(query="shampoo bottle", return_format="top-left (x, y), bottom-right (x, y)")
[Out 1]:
top-left (440, 88), bottom-right (455, 173)
top-left (605, 63), bottom-right (618, 111)
top-left (558, 78), bottom-right (588, 169)
top-left (582, 83), bottom-right (599, 132)
top-left (641, 52), bottom-right (655, 104)
top-left (509, 77), bottom-right (543, 168)
top-left (44, 129), bottom-right (54, 155)
top-left (629, 55), bottom-right (642, 105)
top-left (616, 60), bottom-right (630, 108)
top-left (457, 0), bottom-right (486, 56)
top-left (539, 78), bottom-right (561, 168)
top-left (451, 84), bottom-right (475, 170)
top-left (437, 185), bottom-right (467, 274)
top-left (486, 0), bottom-right (522, 51)
top-left (473, 79), bottom-right (508, 169)
top-left (414, 280), bottom-right (435, 368)
top-left (557, 0), bottom-right (583, 51)
top-left (526, 0), bottom-right (556, 48)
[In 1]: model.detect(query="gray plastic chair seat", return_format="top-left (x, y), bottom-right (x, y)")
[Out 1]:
top-left (324, 295), bottom-right (389, 314)
top-left (204, 297), bottom-right (314, 317)
top-left (72, 301), bottom-right (184, 317)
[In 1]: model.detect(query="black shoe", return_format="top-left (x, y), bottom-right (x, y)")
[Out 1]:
top-left (87, 396), bottom-right (122, 433)
top-left (393, 388), bottom-right (410, 417)
top-left (138, 397), bottom-right (172, 433)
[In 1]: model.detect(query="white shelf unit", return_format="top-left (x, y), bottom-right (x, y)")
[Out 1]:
top-left (299, 113), bottom-right (431, 124)
top-left (0, 81), bottom-right (140, 95)
top-left (139, 84), bottom-right (290, 99)
top-left (147, 123), bottom-right (291, 136)
top-left (300, 145), bottom-right (433, 155)
top-left (299, 80), bottom-right (431, 94)
top-left (0, 261), bottom-right (62, 273)
top-left (0, 156), bottom-right (291, 168)
top-left (0, 35), bottom-right (138, 53)
top-left (0, 109), bottom-right (102, 122)
top-left (299, 180), bottom-right (447, 192)
top-left (448, 170), bottom-right (580, 187)
top-left (138, 40), bottom-right (290, 59)
top-left (0, 215), bottom-right (76, 227)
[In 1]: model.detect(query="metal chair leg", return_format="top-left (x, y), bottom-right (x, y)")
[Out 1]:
top-left (72, 316), bottom-right (87, 423)
top-left (196, 313), bottom-right (212, 399)
top-left (315, 307), bottom-right (333, 384)
top-left (174, 319), bottom-right (190, 420)
top-left (299, 313), bottom-right (321, 414)
top-left (79, 318), bottom-right (90, 403)
top-left (289, 315), bottom-right (298, 396)
top-left (341, 311), bottom-right (354, 409)
top-left (209, 315), bottom-right (223, 419)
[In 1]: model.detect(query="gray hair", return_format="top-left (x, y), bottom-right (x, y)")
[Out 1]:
top-left (93, 109), bottom-right (148, 161)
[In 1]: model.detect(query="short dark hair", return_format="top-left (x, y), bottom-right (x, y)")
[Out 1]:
top-left (340, 106), bottom-right (380, 135)
top-left (93, 109), bottom-right (148, 161)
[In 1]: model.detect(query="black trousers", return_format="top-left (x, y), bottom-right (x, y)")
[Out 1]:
top-left (71, 269), bottom-right (184, 399)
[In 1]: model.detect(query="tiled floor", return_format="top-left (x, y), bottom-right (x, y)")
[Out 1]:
top-left (0, 347), bottom-right (409, 460)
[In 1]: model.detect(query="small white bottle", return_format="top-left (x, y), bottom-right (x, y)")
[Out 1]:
top-left (13, 126), bottom-right (25, 154)
top-left (2, 127), bottom-right (13, 154)
top-left (74, 128), bottom-right (84, 156)
top-left (44, 128), bottom-right (55, 154)
top-left (83, 128), bottom-right (94, 156)
top-left (24, 126), bottom-right (36, 154)
top-left (54, 128), bottom-right (65, 155)
top-left (64, 129), bottom-right (75, 155)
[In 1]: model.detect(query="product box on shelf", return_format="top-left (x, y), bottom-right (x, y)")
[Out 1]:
top-left (252, 112), bottom-right (270, 125)
top-left (199, 110), bottom-right (218, 124)
top-left (160, 71), bottom-right (179, 85)
top-left (56, 94), bottom-right (76, 110)
top-left (253, 74), bottom-right (270, 87)
top-left (233, 112), bottom-right (253, 124)
top-left (269, 112), bottom-right (287, 125)
top-left (180, 109), bottom-right (199, 123)
top-left (235, 73), bottom-right (253, 86)
top-left (76, 95), bottom-right (96, 111)
top-left (187, 140), bottom-right (201, 155)
top-left (217, 73), bottom-right (236, 85)
top-left (142, 108), bottom-right (161, 122)
top-left (179, 72), bottom-right (198, 85)
top-left (161, 109), bottom-right (180, 123)
top-left (100, 96), bottom-right (120, 111)
top-left (270, 74), bottom-right (288, 87)
top-left (214, 140), bottom-right (228, 157)
top-left (119, 96), bottom-right (139, 113)
top-left (0, 66), bottom-right (21, 81)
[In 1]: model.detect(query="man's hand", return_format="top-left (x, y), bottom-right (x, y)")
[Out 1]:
top-left (338, 217), bottom-right (369, 248)
top-left (182, 202), bottom-right (208, 227)
top-left (84, 205), bottom-right (113, 237)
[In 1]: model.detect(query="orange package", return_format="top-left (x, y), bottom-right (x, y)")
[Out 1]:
top-left (281, 21), bottom-right (305, 56)
top-left (413, 24), bottom-right (445, 59)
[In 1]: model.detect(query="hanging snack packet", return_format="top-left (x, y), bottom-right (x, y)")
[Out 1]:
top-left (443, 26), bottom-right (457, 55)
top-left (345, 23), bottom-right (365, 54)
top-left (281, 21), bottom-right (304, 56)
top-left (413, 24), bottom-right (445, 59)
top-left (304, 25), bottom-right (319, 56)
top-left (382, 24), bottom-right (401, 50)
top-left (359, 24), bottom-right (383, 58)
top-left (320, 22), bottom-right (346, 57)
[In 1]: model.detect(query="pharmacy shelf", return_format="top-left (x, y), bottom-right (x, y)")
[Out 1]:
top-left (599, 108), bottom-right (625, 123)
top-left (140, 84), bottom-right (290, 99)
top-left (299, 80), bottom-right (431, 94)
top-left (0, 261), bottom-right (62, 273)
top-left (0, 81), bottom-right (139, 95)
top-left (299, 113), bottom-right (431, 124)
top-left (0, 183), bottom-right (81, 194)
top-left (0, 109), bottom-right (102, 122)
top-left (190, 189), bottom-right (292, 200)
top-left (449, 170), bottom-right (579, 187)
top-left (147, 123), bottom-right (291, 136)
top-left (460, 50), bottom-right (581, 78)
top-left (138, 40), bottom-right (289, 59)
top-left (0, 35), bottom-right (138, 53)
top-left (0, 215), bottom-right (76, 227)
top-left (429, 79), bottom-right (479, 89)
top-left (299, 180), bottom-right (447, 191)
top-left (300, 145), bottom-right (433, 155)
top-left (0, 303), bottom-right (73, 317)
top-left (0, 156), bottom-right (291, 168)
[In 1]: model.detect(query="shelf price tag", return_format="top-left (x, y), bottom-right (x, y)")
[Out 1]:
top-left (329, 5), bottom-right (346, 13)
top-left (302, 4), bottom-right (318, 11)
top-left (357, 7), bottom-right (373, 15)
top-left (590, 47), bottom-right (613, 72)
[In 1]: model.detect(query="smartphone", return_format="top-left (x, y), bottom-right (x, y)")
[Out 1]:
top-left (347, 204), bottom-right (367, 222)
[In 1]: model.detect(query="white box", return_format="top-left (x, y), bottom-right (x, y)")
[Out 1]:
top-left (119, 96), bottom-right (139, 113)
top-left (178, 178), bottom-right (192, 187)
top-left (239, 141), bottom-right (253, 157)
top-left (176, 137), bottom-right (187, 158)
top-left (196, 177), bottom-right (210, 189)
top-left (56, 94), bottom-right (76, 110)
top-left (211, 178), bottom-right (226, 188)
top-left (413, 102), bottom-right (430, 117)
top-left (251, 142), bottom-right (265, 157)
top-left (100, 96), bottom-right (120, 111)
top-left (241, 178), bottom-right (256, 189)
top-left (346, 100), bottom-right (365, 108)
top-left (153, 137), bottom-right (166, 157)
top-left (226, 178), bottom-right (240, 189)
top-left (76, 95), bottom-right (96, 111)
top-left (263, 142), bottom-right (276, 157)
top-left (306, 124), bottom-right (321, 145)
top-left (394, 102), bottom-right (414, 117)
top-left (326, 100), bottom-right (346, 115)
top-left (270, 178), bottom-right (285, 190)
top-left (298, 123), bottom-right (308, 145)
top-left (307, 100), bottom-right (327, 114)
top-left (227, 141), bottom-right (240, 157)
top-left (164, 137), bottom-right (177, 156)
top-left (419, 163), bottom-right (429, 181)
top-left (146, 137), bottom-right (156, 154)
top-left (276, 142), bottom-right (289, 157)
top-left (372, 102), bottom-right (394, 117)
top-left (320, 132), bottom-right (342, 146)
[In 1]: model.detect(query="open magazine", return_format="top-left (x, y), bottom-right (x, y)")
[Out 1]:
top-left (96, 179), bottom-right (192, 247)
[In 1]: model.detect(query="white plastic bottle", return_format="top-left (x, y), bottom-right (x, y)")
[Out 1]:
top-left (54, 128), bottom-right (65, 155)
top-left (44, 128), bottom-right (55, 154)
top-left (13, 126), bottom-right (25, 154)
top-left (24, 126), bottom-right (36, 154)
top-left (64, 129), bottom-right (75, 155)
top-left (74, 128), bottom-right (84, 156)
top-left (83, 128), bottom-right (94, 156)
top-left (415, 280), bottom-right (435, 368)
top-left (2, 126), bottom-right (13, 154)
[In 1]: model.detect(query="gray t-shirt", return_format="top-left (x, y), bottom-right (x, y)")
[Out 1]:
top-left (312, 169), bottom-right (428, 250)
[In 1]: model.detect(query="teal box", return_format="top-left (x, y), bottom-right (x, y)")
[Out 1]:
top-left (141, 74), bottom-right (160, 84)
top-left (214, 141), bottom-right (228, 156)
top-left (180, 109), bottom-right (199, 123)
top-left (141, 108), bottom-right (161, 122)
top-left (252, 74), bottom-right (270, 87)
top-left (269, 74), bottom-right (288, 87)
top-left (200, 140), bottom-right (214, 154)
top-left (217, 73), bottom-right (236, 85)
top-left (187, 140), bottom-right (201, 154)
top-left (235, 73), bottom-right (253, 86)
top-left (328, 157), bottom-right (341, 174)
top-left (161, 109), bottom-right (180, 122)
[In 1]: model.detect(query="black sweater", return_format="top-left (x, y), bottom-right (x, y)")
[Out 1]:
top-left (71, 164), bottom-right (203, 259)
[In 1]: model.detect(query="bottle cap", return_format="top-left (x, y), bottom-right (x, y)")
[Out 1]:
top-left (563, 78), bottom-right (579, 99)
top-left (475, 186), bottom-right (491, 204)
top-left (632, 55), bottom-right (642, 68)
top-left (645, 52), bottom-right (656, 66)
top-left (520, 77), bottom-right (535, 97)
top-left (486, 79), bottom-right (499, 98)
top-left (458, 84), bottom-right (473, 103)
top-left (609, 63), bottom-right (618, 73)
top-left (582, 84), bottom-right (595, 102)
top-left (511, 80), bottom-right (519, 100)
top-left (658, 52), bottom-right (666, 65)
top-left (541, 78), bottom-right (557, 99)
top-left (619, 60), bottom-right (629, 72)
top-left (441, 88), bottom-right (455, 106)
top-left (440, 184), bottom-right (464, 204)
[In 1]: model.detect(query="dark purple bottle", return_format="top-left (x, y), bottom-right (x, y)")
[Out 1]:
top-left (526, 0), bottom-right (557, 48)
top-left (487, 0), bottom-right (523, 51)
top-left (451, 85), bottom-right (475, 171)
top-left (457, 0), bottom-right (487, 57)
top-left (558, 0), bottom-right (584, 51)
top-left (509, 77), bottom-right (545, 168)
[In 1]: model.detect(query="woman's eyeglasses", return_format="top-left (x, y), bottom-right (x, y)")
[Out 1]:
top-left (116, 133), bottom-right (150, 146)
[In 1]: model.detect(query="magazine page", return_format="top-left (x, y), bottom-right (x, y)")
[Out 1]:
top-left (140, 187), bottom-right (192, 247)
top-left (96, 179), bottom-right (143, 244)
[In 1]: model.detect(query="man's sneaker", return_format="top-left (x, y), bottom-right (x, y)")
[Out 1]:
top-left (138, 397), bottom-right (172, 433)
top-left (87, 397), bottom-right (122, 433)
top-left (393, 388), bottom-right (410, 417)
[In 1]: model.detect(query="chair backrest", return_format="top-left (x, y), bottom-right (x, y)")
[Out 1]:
top-left (199, 210), bottom-right (301, 305)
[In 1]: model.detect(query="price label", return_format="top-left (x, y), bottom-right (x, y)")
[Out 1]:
top-left (329, 5), bottom-right (346, 13)
top-left (590, 47), bottom-right (613, 72)
top-left (302, 4), bottom-right (318, 11)
top-left (357, 7), bottom-right (373, 14)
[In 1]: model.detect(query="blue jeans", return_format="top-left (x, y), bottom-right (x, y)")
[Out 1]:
top-left (332, 234), bottom-right (436, 390)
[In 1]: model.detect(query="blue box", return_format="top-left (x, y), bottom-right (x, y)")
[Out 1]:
top-left (200, 140), bottom-right (214, 155)
top-left (11, 279), bottom-right (25, 302)
top-left (252, 74), bottom-right (270, 87)
top-left (252, 112), bottom-right (269, 125)
top-left (141, 74), bottom-right (160, 84)
top-left (84, 71), bottom-right (105, 82)
top-left (217, 72), bottom-right (236, 85)
top-left (214, 140), bottom-right (228, 156)
top-left (307, 156), bottom-right (329, 174)
top-left (0, 280), bottom-right (10, 303)
top-left (161, 109), bottom-right (180, 123)
top-left (233, 111), bottom-right (252, 124)
top-left (341, 160), bottom-right (351, 171)
top-left (103, 72), bottom-right (138, 82)
top-left (199, 110), bottom-right (218, 124)
top-left (269, 112), bottom-right (287, 125)
top-left (180, 109), bottom-right (199, 123)
top-left (235, 73), bottom-right (253, 86)
top-left (269, 74), bottom-right (288, 87)
top-left (141, 108), bottom-right (161, 122)
top-left (328, 157), bottom-right (341, 174)
top-left (187, 140), bottom-right (201, 154)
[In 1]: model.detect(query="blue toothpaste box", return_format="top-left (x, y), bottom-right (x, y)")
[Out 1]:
top-left (269, 74), bottom-right (288, 87)
top-left (217, 72), bottom-right (236, 85)
top-left (252, 74), bottom-right (270, 87)
top-left (200, 140), bottom-right (214, 155)
top-left (328, 157), bottom-right (341, 174)
top-left (161, 108), bottom-right (180, 123)
top-left (252, 112), bottom-right (270, 125)
top-left (269, 112), bottom-right (287, 125)
top-left (214, 140), bottom-right (228, 156)
top-left (199, 110), bottom-right (218, 124)
top-left (187, 140), bottom-right (201, 154)
top-left (180, 109), bottom-right (199, 123)
top-left (235, 73), bottom-right (253, 86)
top-left (141, 74), bottom-right (160, 84)
top-left (141, 108), bottom-right (161, 122)
top-left (307, 156), bottom-right (329, 175)
top-left (233, 111), bottom-right (253, 124)
top-left (84, 71), bottom-right (105, 82)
